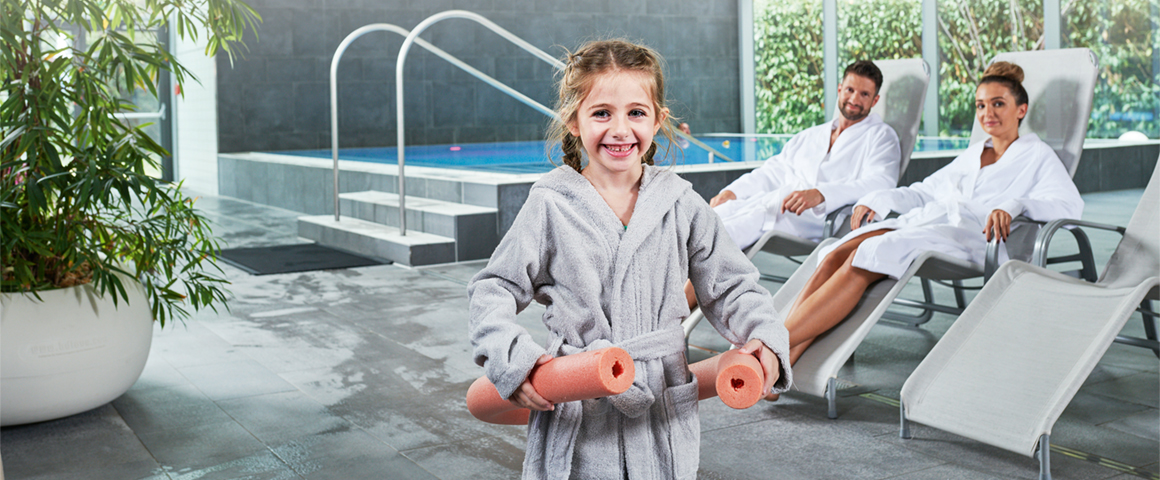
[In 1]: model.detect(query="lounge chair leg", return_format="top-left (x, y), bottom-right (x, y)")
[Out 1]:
top-left (1141, 300), bottom-right (1159, 358)
top-left (826, 377), bottom-right (838, 419)
top-left (899, 403), bottom-right (911, 439)
top-left (952, 280), bottom-right (967, 309)
top-left (1038, 434), bottom-right (1051, 480)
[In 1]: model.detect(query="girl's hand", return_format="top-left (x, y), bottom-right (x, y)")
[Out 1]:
top-left (850, 205), bottom-right (876, 230)
top-left (984, 209), bottom-right (1012, 242)
top-left (738, 339), bottom-right (781, 396)
top-left (508, 354), bottom-right (555, 411)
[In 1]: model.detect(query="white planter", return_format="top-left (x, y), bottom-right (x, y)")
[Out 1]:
top-left (1, 277), bottom-right (154, 426)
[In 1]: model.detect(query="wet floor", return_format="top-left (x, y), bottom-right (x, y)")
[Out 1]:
top-left (2, 189), bottom-right (1156, 480)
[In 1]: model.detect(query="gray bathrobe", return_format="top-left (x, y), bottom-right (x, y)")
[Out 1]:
top-left (468, 165), bottom-right (792, 480)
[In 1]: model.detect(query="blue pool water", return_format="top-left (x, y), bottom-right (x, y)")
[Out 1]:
top-left (280, 136), bottom-right (972, 174)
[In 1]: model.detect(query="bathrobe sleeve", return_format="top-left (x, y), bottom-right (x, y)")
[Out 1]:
top-left (992, 146), bottom-right (1084, 221)
top-left (856, 156), bottom-right (964, 219)
top-left (684, 195), bottom-right (793, 392)
top-left (814, 124), bottom-right (901, 212)
top-left (467, 193), bottom-right (551, 400)
top-left (723, 131), bottom-right (809, 200)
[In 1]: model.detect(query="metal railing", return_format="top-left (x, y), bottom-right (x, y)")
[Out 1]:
top-left (333, 11), bottom-right (736, 233)
top-left (394, 11), bottom-right (563, 235)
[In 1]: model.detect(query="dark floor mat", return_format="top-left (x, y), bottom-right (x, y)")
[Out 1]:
top-left (219, 243), bottom-right (388, 275)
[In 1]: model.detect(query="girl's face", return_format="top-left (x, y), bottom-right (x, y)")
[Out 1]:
top-left (975, 82), bottom-right (1027, 139)
top-left (568, 70), bottom-right (666, 178)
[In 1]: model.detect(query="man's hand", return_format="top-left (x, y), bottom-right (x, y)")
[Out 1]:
top-left (709, 190), bottom-right (737, 208)
top-left (983, 209), bottom-right (1013, 242)
top-left (850, 205), bottom-right (876, 230)
top-left (738, 339), bottom-right (781, 396)
top-left (780, 189), bottom-right (825, 215)
top-left (508, 355), bottom-right (554, 411)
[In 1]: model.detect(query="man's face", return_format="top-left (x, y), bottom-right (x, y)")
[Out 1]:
top-left (837, 74), bottom-right (880, 122)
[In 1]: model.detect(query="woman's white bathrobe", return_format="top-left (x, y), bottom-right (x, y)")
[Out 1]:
top-left (468, 165), bottom-right (792, 480)
top-left (715, 113), bottom-right (900, 248)
top-left (821, 133), bottom-right (1084, 279)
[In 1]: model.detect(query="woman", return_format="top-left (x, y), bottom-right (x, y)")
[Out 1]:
top-left (779, 61), bottom-right (1084, 368)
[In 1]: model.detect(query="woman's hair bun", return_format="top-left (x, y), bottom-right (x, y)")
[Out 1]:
top-left (983, 61), bottom-right (1024, 83)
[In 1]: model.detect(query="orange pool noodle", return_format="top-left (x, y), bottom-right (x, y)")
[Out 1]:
top-left (466, 347), bottom-right (635, 425)
top-left (689, 349), bottom-right (765, 409)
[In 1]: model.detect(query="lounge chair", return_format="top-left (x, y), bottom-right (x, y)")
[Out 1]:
top-left (770, 48), bottom-right (1100, 418)
top-left (898, 159), bottom-right (1160, 480)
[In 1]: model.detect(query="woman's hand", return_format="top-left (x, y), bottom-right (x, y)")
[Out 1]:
top-left (709, 190), bottom-right (737, 208)
top-left (508, 354), bottom-right (555, 411)
top-left (984, 209), bottom-right (1012, 242)
top-left (850, 205), bottom-right (876, 230)
top-left (738, 339), bottom-right (781, 396)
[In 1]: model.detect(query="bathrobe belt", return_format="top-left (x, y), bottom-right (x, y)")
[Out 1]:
top-left (546, 324), bottom-right (687, 418)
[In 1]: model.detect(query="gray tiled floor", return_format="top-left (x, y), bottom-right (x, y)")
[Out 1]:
top-left (2, 189), bottom-right (1156, 480)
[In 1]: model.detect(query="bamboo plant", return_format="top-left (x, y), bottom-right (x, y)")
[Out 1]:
top-left (1, 0), bottom-right (260, 326)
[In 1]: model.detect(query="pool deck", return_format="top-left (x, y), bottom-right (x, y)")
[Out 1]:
top-left (1, 188), bottom-right (1156, 480)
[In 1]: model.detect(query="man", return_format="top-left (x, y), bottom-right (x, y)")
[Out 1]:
top-left (686, 60), bottom-right (901, 309)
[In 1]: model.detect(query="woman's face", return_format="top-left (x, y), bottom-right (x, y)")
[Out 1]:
top-left (975, 82), bottom-right (1027, 139)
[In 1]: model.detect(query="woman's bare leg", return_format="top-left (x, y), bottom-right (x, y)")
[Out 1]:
top-left (684, 280), bottom-right (697, 310)
top-left (786, 252), bottom-right (885, 354)
top-left (785, 230), bottom-right (890, 358)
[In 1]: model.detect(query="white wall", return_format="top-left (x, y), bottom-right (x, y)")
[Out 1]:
top-left (171, 29), bottom-right (218, 195)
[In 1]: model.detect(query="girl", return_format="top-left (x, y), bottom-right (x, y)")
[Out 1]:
top-left (779, 61), bottom-right (1084, 367)
top-left (467, 40), bottom-right (791, 479)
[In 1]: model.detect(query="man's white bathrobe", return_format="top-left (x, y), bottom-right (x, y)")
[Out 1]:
top-left (468, 165), bottom-right (791, 480)
top-left (715, 113), bottom-right (901, 248)
top-left (822, 133), bottom-right (1084, 279)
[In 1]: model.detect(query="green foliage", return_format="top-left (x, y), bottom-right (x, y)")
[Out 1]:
top-left (754, 0), bottom-right (825, 134)
top-left (1, 0), bottom-right (260, 326)
top-left (838, 0), bottom-right (922, 68)
top-left (938, 0), bottom-right (1046, 136)
top-left (753, 0), bottom-right (1158, 138)
top-left (1065, 0), bottom-right (1159, 138)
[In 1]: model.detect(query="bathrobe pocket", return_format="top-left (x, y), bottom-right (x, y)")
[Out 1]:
top-left (663, 378), bottom-right (700, 479)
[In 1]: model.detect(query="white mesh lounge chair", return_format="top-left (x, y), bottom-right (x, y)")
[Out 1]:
top-left (898, 159), bottom-right (1160, 480)
top-left (682, 58), bottom-right (930, 338)
top-left (769, 48), bottom-right (1100, 418)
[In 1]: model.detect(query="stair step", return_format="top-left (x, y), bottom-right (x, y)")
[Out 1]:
top-left (338, 191), bottom-right (499, 261)
top-left (297, 215), bottom-right (455, 267)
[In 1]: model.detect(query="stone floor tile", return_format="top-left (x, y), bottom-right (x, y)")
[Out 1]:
top-left (177, 358), bottom-right (299, 401)
top-left (215, 391), bottom-right (352, 445)
top-left (112, 384), bottom-right (235, 435)
top-left (401, 434), bottom-right (528, 480)
top-left (0, 405), bottom-right (165, 480)
top-left (137, 419), bottom-right (268, 472)
top-left (269, 429), bottom-right (439, 480)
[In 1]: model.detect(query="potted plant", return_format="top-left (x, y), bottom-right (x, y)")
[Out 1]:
top-left (0, 0), bottom-right (259, 426)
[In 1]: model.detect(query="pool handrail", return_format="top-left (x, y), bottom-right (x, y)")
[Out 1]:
top-left (395, 11), bottom-right (565, 235)
top-left (330, 23), bottom-right (559, 222)
top-left (393, 10), bottom-right (734, 235)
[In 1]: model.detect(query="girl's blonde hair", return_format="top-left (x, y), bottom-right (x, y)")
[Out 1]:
top-left (548, 39), bottom-right (679, 173)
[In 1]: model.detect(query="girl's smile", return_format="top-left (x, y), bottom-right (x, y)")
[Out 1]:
top-left (568, 70), bottom-right (666, 180)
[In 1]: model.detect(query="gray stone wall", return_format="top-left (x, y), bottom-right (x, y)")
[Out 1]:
top-left (217, 0), bottom-right (742, 153)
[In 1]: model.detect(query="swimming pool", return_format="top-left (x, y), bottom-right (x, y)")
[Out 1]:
top-left (280, 136), bottom-right (974, 174)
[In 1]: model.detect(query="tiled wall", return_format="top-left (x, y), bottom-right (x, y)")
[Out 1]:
top-left (216, 0), bottom-right (742, 153)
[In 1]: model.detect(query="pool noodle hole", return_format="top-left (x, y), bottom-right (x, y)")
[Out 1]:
top-left (731, 378), bottom-right (745, 391)
top-left (612, 361), bottom-right (624, 378)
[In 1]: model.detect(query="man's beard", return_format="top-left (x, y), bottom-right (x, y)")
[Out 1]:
top-left (839, 102), bottom-right (869, 122)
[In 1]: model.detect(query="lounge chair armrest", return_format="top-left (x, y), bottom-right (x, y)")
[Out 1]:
top-left (984, 216), bottom-right (1045, 282)
top-left (823, 204), bottom-right (855, 238)
top-left (1031, 218), bottom-right (1126, 268)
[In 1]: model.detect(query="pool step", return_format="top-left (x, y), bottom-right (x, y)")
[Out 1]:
top-left (337, 191), bottom-right (499, 262)
top-left (297, 215), bottom-right (456, 267)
